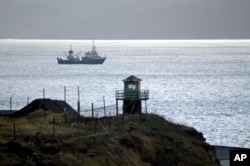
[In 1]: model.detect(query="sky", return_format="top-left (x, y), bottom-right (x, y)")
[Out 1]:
top-left (0, 0), bottom-right (250, 39)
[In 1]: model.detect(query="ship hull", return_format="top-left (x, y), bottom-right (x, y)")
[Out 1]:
top-left (57, 57), bottom-right (106, 64)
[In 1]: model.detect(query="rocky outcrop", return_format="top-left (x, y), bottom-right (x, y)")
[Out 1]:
top-left (12, 98), bottom-right (77, 116)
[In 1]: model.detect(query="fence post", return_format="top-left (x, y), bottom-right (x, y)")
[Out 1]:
top-left (91, 103), bottom-right (94, 118)
top-left (103, 96), bottom-right (106, 117)
top-left (49, 116), bottom-right (56, 138)
top-left (116, 99), bottom-right (118, 116)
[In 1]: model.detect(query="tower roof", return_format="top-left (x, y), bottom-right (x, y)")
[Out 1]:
top-left (123, 75), bottom-right (141, 82)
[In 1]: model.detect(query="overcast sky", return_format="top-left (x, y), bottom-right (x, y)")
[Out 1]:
top-left (0, 0), bottom-right (249, 39)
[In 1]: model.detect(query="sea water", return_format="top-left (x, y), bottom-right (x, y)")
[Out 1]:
top-left (0, 39), bottom-right (249, 148)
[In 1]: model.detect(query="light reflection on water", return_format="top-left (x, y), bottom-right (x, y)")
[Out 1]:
top-left (0, 39), bottom-right (249, 148)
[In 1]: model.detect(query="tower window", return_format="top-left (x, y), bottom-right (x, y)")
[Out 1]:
top-left (128, 84), bottom-right (136, 91)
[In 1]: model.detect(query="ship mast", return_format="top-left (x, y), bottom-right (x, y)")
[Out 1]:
top-left (69, 45), bottom-right (73, 55)
top-left (92, 40), bottom-right (96, 52)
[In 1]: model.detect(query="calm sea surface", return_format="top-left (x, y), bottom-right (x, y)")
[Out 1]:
top-left (0, 39), bottom-right (249, 148)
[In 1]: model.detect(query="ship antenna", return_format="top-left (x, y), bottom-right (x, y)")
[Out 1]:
top-left (92, 40), bottom-right (96, 51)
top-left (69, 45), bottom-right (73, 54)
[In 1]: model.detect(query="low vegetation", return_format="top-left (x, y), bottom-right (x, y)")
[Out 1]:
top-left (0, 110), bottom-right (218, 165)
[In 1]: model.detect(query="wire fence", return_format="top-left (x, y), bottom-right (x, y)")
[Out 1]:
top-left (80, 105), bottom-right (119, 118)
top-left (80, 101), bottom-right (148, 118)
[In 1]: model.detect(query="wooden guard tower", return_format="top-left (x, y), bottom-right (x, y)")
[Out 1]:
top-left (116, 75), bottom-right (149, 113)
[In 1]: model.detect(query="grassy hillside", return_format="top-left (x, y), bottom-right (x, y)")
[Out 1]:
top-left (0, 110), bottom-right (218, 166)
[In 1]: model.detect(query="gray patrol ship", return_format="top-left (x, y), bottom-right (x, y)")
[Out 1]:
top-left (57, 41), bottom-right (106, 64)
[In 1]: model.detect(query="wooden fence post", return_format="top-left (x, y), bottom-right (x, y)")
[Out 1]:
top-left (116, 99), bottom-right (118, 116)
top-left (92, 103), bottom-right (94, 118)
top-left (103, 96), bottom-right (106, 117)
top-left (145, 100), bottom-right (147, 114)
top-left (49, 116), bottom-right (56, 138)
